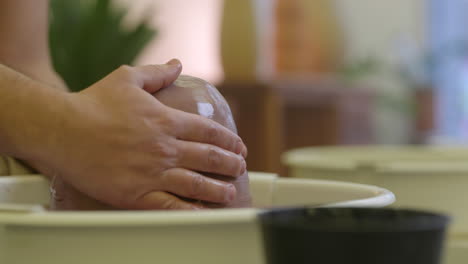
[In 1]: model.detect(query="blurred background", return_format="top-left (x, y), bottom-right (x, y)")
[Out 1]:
top-left (49, 0), bottom-right (468, 174)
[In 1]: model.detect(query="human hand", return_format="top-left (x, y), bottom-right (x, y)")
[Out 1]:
top-left (152, 75), bottom-right (252, 208)
top-left (40, 60), bottom-right (247, 210)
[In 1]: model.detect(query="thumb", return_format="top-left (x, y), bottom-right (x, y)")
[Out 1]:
top-left (134, 59), bottom-right (183, 93)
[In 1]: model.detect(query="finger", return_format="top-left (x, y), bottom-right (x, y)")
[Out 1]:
top-left (176, 140), bottom-right (246, 177)
top-left (159, 168), bottom-right (236, 204)
top-left (173, 110), bottom-right (248, 157)
top-left (133, 59), bottom-right (183, 93)
top-left (135, 191), bottom-right (203, 210)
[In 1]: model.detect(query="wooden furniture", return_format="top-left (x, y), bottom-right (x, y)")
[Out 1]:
top-left (413, 88), bottom-right (434, 144)
top-left (218, 77), bottom-right (374, 175)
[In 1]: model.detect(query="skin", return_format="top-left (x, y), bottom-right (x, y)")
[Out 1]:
top-left (52, 75), bottom-right (252, 210)
top-left (0, 0), bottom-right (66, 89)
top-left (0, 0), bottom-right (248, 210)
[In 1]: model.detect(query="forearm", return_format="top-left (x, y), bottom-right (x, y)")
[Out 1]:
top-left (0, 0), bottom-right (67, 90)
top-left (0, 64), bottom-right (68, 164)
top-left (0, 0), bottom-right (49, 66)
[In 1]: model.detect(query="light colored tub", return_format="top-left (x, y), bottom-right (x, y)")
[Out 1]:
top-left (283, 146), bottom-right (468, 264)
top-left (0, 172), bottom-right (393, 264)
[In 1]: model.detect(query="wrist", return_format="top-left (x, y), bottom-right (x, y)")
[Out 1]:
top-left (21, 89), bottom-right (74, 170)
top-left (19, 90), bottom-right (74, 179)
top-left (0, 65), bottom-right (72, 165)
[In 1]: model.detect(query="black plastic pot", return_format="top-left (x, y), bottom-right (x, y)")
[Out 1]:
top-left (259, 207), bottom-right (450, 264)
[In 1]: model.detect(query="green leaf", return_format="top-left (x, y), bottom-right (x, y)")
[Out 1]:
top-left (49, 0), bottom-right (157, 92)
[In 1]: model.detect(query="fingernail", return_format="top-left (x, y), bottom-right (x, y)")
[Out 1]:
top-left (225, 184), bottom-right (236, 203)
top-left (239, 159), bottom-right (246, 175)
top-left (241, 144), bottom-right (248, 158)
top-left (166, 58), bottom-right (181, 67)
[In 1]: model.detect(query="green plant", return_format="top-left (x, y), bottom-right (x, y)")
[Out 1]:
top-left (49, 0), bottom-right (156, 92)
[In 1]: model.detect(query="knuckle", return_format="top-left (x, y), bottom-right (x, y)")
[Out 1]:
top-left (157, 169), bottom-right (170, 185)
top-left (189, 174), bottom-right (205, 198)
top-left (149, 139), bottom-right (177, 161)
top-left (206, 123), bottom-right (219, 143)
top-left (163, 114), bottom-right (179, 131)
top-left (151, 65), bottom-right (176, 88)
top-left (114, 65), bottom-right (136, 83)
top-left (151, 64), bottom-right (164, 74)
top-left (117, 64), bottom-right (133, 75)
top-left (161, 198), bottom-right (179, 210)
top-left (207, 146), bottom-right (221, 169)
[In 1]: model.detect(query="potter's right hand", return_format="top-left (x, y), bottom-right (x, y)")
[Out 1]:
top-left (37, 60), bottom-right (247, 210)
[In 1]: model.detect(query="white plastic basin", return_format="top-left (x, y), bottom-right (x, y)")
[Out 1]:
top-left (283, 146), bottom-right (468, 233)
top-left (283, 146), bottom-right (468, 264)
top-left (0, 172), bottom-right (394, 264)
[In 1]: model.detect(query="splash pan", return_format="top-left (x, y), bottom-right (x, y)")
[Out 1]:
top-left (0, 172), bottom-right (394, 264)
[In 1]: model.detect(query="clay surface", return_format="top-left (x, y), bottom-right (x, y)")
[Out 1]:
top-left (51, 75), bottom-right (251, 210)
